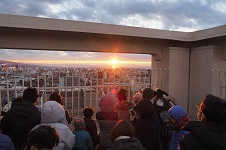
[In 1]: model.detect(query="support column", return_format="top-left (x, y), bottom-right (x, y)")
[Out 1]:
top-left (151, 47), bottom-right (190, 111)
top-left (189, 46), bottom-right (214, 119)
top-left (168, 47), bottom-right (190, 111)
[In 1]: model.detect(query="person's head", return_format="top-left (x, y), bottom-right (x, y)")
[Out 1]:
top-left (168, 105), bottom-right (190, 129)
top-left (99, 94), bottom-right (117, 112)
top-left (27, 125), bottom-right (59, 150)
top-left (11, 96), bottom-right (23, 108)
top-left (133, 92), bottom-right (142, 104)
top-left (41, 101), bottom-right (67, 125)
top-left (23, 88), bottom-right (39, 104)
top-left (118, 89), bottom-right (127, 101)
top-left (197, 94), bottom-right (226, 122)
top-left (142, 88), bottom-right (154, 100)
top-left (83, 107), bottom-right (94, 119)
top-left (153, 88), bottom-right (164, 100)
top-left (111, 120), bottom-right (136, 141)
top-left (74, 117), bottom-right (86, 131)
top-left (49, 92), bottom-right (63, 105)
top-left (134, 98), bottom-right (155, 119)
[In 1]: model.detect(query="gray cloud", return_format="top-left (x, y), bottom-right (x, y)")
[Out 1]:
top-left (1, 0), bottom-right (226, 31)
top-left (0, 0), bottom-right (226, 67)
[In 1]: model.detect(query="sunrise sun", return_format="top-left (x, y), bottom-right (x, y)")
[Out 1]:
top-left (111, 60), bottom-right (118, 68)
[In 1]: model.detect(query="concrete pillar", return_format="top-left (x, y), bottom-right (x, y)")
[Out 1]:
top-left (189, 46), bottom-right (214, 119)
top-left (151, 47), bottom-right (190, 111)
top-left (168, 47), bottom-right (190, 111)
top-left (189, 45), bottom-right (226, 118)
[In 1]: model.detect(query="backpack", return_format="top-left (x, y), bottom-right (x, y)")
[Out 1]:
top-left (154, 98), bottom-right (173, 138)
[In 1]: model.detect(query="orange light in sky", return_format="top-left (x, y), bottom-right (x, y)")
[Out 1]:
top-left (111, 60), bottom-right (118, 68)
top-left (111, 60), bottom-right (117, 65)
top-left (15, 60), bottom-right (151, 67)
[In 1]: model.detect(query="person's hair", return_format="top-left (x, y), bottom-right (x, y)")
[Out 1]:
top-left (11, 97), bottom-right (23, 108)
top-left (23, 88), bottom-right (39, 103)
top-left (201, 94), bottom-right (226, 122)
top-left (134, 98), bottom-right (155, 119)
top-left (154, 89), bottom-right (164, 100)
top-left (49, 92), bottom-right (63, 105)
top-left (83, 107), bottom-right (94, 118)
top-left (27, 125), bottom-right (59, 150)
top-left (142, 88), bottom-right (154, 100)
top-left (118, 89), bottom-right (127, 101)
top-left (111, 120), bottom-right (136, 141)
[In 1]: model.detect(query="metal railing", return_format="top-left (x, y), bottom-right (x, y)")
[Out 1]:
top-left (0, 67), bottom-right (169, 117)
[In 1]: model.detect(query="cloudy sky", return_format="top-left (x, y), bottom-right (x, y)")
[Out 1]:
top-left (1, 0), bottom-right (226, 68)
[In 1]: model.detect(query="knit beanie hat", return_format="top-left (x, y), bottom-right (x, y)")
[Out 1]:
top-left (99, 95), bottom-right (117, 112)
top-left (74, 117), bottom-right (85, 131)
top-left (168, 105), bottom-right (190, 128)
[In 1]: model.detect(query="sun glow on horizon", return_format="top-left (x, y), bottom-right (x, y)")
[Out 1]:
top-left (111, 59), bottom-right (118, 68)
top-left (13, 59), bottom-right (152, 67)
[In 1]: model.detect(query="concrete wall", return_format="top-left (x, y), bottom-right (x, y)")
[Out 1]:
top-left (151, 47), bottom-right (190, 112)
top-left (189, 46), bottom-right (213, 118)
top-left (212, 46), bottom-right (226, 98)
top-left (168, 47), bottom-right (190, 111)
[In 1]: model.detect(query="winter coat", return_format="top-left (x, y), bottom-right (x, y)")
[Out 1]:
top-left (169, 129), bottom-right (189, 150)
top-left (114, 101), bottom-right (133, 120)
top-left (153, 98), bottom-right (172, 149)
top-left (109, 137), bottom-right (145, 150)
top-left (73, 130), bottom-right (94, 150)
top-left (135, 112), bottom-right (161, 150)
top-left (180, 121), bottom-right (226, 150)
top-left (168, 105), bottom-right (190, 150)
top-left (33, 101), bottom-right (75, 150)
top-left (96, 111), bottom-right (119, 148)
top-left (84, 118), bottom-right (98, 147)
top-left (0, 101), bottom-right (41, 149)
top-left (0, 133), bottom-right (15, 150)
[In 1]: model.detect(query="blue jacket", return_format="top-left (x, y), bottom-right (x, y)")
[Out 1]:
top-left (169, 129), bottom-right (189, 150)
top-left (73, 130), bottom-right (94, 150)
top-left (0, 133), bottom-right (15, 150)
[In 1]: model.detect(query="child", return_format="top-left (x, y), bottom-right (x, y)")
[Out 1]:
top-left (83, 107), bottom-right (98, 148)
top-left (24, 125), bottom-right (59, 150)
top-left (73, 117), bottom-right (94, 150)
top-left (168, 105), bottom-right (190, 150)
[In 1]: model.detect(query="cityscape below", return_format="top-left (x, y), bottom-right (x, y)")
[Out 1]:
top-left (0, 60), bottom-right (153, 116)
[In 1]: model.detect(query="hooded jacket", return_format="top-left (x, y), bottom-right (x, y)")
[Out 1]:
top-left (135, 112), bottom-right (161, 150)
top-left (0, 101), bottom-right (41, 149)
top-left (114, 101), bottom-right (133, 120)
top-left (33, 101), bottom-right (75, 150)
top-left (180, 121), bottom-right (226, 150)
top-left (168, 105), bottom-right (190, 150)
top-left (96, 111), bottom-right (119, 148)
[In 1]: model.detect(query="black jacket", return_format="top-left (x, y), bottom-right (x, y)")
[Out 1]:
top-left (135, 112), bottom-right (161, 150)
top-left (110, 137), bottom-right (145, 150)
top-left (180, 121), bottom-right (226, 150)
top-left (0, 101), bottom-right (41, 149)
top-left (84, 118), bottom-right (98, 146)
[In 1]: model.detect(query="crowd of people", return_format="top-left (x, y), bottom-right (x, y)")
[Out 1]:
top-left (0, 87), bottom-right (226, 150)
